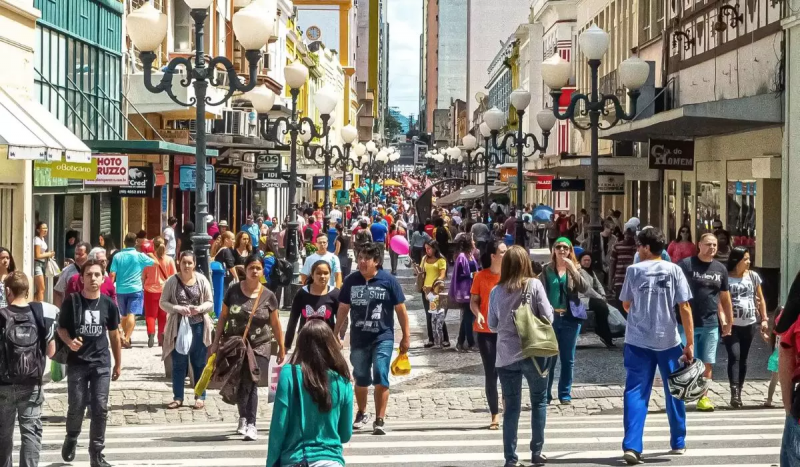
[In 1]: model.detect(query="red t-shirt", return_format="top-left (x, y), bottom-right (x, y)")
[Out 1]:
top-left (66, 274), bottom-right (118, 304)
top-left (385, 214), bottom-right (395, 226)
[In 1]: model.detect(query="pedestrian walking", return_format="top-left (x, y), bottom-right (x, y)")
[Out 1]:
top-left (451, 234), bottom-right (479, 352)
top-left (620, 227), bottom-right (694, 465)
top-left (334, 224), bottom-right (352, 278)
top-left (214, 231), bottom-right (238, 289)
top-left (33, 222), bottom-right (55, 302)
top-left (334, 243), bottom-right (410, 436)
top-left (99, 233), bottom-right (118, 271)
top-left (65, 248), bottom-right (117, 302)
top-left (678, 232), bottom-right (734, 412)
top-left (667, 225), bottom-right (697, 263)
top-left (209, 253), bottom-right (285, 441)
top-left (714, 229), bottom-right (732, 264)
top-left (53, 241), bottom-right (91, 308)
top-left (178, 222), bottom-right (195, 254)
top-left (160, 251), bottom-right (214, 410)
top-left (409, 223), bottom-right (431, 266)
top-left (470, 240), bottom-right (507, 430)
top-left (488, 245), bottom-right (553, 467)
top-left (723, 246), bottom-right (768, 408)
top-left (300, 236), bottom-right (342, 289)
top-left (775, 271), bottom-right (800, 465)
top-left (0, 271), bottom-right (56, 467)
top-left (578, 252), bottom-right (617, 348)
top-left (285, 260), bottom-right (339, 350)
top-left (142, 237), bottom-right (176, 348)
top-left (267, 320), bottom-right (353, 467)
top-left (608, 224), bottom-right (637, 306)
top-left (109, 232), bottom-right (155, 349)
top-left (420, 240), bottom-right (450, 348)
top-left (541, 238), bottom-right (589, 404)
top-left (0, 246), bottom-right (16, 308)
top-left (58, 259), bottom-right (122, 467)
top-left (241, 215), bottom-right (260, 250)
top-left (163, 216), bottom-right (178, 259)
top-left (234, 231), bottom-right (253, 265)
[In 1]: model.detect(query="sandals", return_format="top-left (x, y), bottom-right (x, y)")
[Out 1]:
top-left (193, 400), bottom-right (205, 410)
top-left (489, 422), bottom-right (500, 430)
top-left (166, 400), bottom-right (183, 410)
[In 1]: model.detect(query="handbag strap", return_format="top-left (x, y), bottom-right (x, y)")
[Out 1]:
top-left (243, 285), bottom-right (265, 339)
top-left (292, 365), bottom-right (308, 461)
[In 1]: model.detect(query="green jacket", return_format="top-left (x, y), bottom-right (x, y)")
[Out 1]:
top-left (266, 364), bottom-right (353, 467)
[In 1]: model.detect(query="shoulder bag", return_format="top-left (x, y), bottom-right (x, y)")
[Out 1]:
top-left (53, 293), bottom-right (83, 365)
top-left (414, 261), bottom-right (426, 293)
top-left (513, 279), bottom-right (559, 359)
top-left (561, 275), bottom-right (588, 320)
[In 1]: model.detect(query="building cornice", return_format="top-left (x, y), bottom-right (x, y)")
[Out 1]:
top-left (0, 0), bottom-right (40, 23)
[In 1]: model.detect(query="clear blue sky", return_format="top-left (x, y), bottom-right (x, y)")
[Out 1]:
top-left (388, 0), bottom-right (422, 119)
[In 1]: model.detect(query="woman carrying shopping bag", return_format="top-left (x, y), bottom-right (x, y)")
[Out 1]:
top-left (160, 251), bottom-right (214, 410)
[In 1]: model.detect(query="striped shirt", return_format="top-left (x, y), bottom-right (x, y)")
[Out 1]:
top-left (609, 238), bottom-right (636, 295)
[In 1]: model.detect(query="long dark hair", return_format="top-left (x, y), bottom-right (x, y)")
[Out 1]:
top-left (305, 260), bottom-right (332, 286)
top-left (289, 320), bottom-right (351, 412)
top-left (455, 234), bottom-right (474, 255)
top-left (101, 232), bottom-right (117, 252)
top-left (0, 247), bottom-right (16, 273)
top-left (424, 239), bottom-right (443, 259)
top-left (727, 246), bottom-right (749, 272)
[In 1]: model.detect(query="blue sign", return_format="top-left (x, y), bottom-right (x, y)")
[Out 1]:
top-left (161, 185), bottom-right (168, 213)
top-left (312, 176), bottom-right (331, 190)
top-left (179, 165), bottom-right (215, 192)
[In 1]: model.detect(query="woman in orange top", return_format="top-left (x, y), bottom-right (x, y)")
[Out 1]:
top-left (142, 236), bottom-right (177, 348)
top-left (469, 239), bottom-right (507, 430)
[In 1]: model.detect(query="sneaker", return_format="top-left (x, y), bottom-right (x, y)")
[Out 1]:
top-left (623, 450), bottom-right (643, 465)
top-left (503, 462), bottom-right (526, 467)
top-left (532, 453), bottom-right (548, 465)
top-left (243, 424), bottom-right (258, 441)
top-left (90, 453), bottom-right (113, 467)
top-left (559, 399), bottom-right (572, 405)
top-left (147, 334), bottom-right (155, 348)
top-left (669, 448), bottom-right (686, 455)
top-left (61, 437), bottom-right (78, 462)
top-left (236, 417), bottom-right (247, 435)
top-left (353, 411), bottom-right (372, 430)
top-left (697, 396), bottom-right (715, 411)
top-left (373, 418), bottom-right (386, 435)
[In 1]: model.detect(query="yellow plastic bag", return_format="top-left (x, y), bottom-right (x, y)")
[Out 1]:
top-left (194, 353), bottom-right (217, 398)
top-left (390, 351), bottom-right (411, 376)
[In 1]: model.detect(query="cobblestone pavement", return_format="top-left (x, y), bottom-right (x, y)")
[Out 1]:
top-left (40, 258), bottom-right (783, 426)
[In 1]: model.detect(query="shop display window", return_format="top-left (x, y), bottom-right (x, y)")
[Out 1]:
top-left (696, 181), bottom-right (720, 237)
top-left (726, 180), bottom-right (757, 261)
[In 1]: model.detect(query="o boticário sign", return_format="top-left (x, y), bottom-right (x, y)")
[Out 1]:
top-left (85, 155), bottom-right (129, 186)
top-left (49, 159), bottom-right (98, 180)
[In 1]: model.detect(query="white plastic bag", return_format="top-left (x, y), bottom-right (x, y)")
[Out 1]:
top-left (175, 316), bottom-right (193, 355)
top-left (45, 258), bottom-right (61, 278)
top-left (608, 305), bottom-right (627, 337)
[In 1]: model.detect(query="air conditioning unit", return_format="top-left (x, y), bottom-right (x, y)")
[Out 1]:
top-left (219, 110), bottom-right (247, 136)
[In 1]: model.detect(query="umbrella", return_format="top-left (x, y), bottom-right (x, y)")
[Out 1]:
top-left (383, 179), bottom-right (402, 187)
top-left (533, 205), bottom-right (554, 222)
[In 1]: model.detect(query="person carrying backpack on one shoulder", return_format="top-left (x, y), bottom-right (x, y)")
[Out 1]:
top-left (0, 271), bottom-right (57, 467)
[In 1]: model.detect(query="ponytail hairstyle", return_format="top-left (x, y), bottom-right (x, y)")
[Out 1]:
top-left (153, 236), bottom-right (166, 259)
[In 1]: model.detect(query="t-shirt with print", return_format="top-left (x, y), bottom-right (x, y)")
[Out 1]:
top-left (301, 252), bottom-right (341, 288)
top-left (620, 259), bottom-right (693, 351)
top-left (223, 284), bottom-right (279, 358)
top-left (339, 269), bottom-right (405, 349)
top-left (57, 294), bottom-right (120, 368)
top-left (470, 269), bottom-right (500, 333)
top-left (285, 286), bottom-right (339, 349)
top-left (678, 256), bottom-right (729, 328)
top-left (110, 248), bottom-right (155, 294)
top-left (729, 272), bottom-right (762, 326)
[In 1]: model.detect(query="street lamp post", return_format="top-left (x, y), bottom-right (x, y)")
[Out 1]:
top-left (354, 141), bottom-right (380, 215)
top-left (479, 122), bottom-right (496, 224)
top-left (127, 0), bottom-right (273, 276)
top-left (462, 134), bottom-right (479, 183)
top-left (302, 123), bottom-right (358, 226)
top-left (483, 89), bottom-right (556, 247)
top-left (541, 24), bottom-right (650, 271)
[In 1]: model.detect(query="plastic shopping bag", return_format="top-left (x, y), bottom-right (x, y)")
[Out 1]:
top-left (608, 304), bottom-right (627, 337)
top-left (175, 316), bottom-right (193, 355)
top-left (194, 353), bottom-right (216, 398)
top-left (50, 360), bottom-right (66, 382)
top-left (390, 351), bottom-right (411, 376)
top-left (45, 258), bottom-right (61, 278)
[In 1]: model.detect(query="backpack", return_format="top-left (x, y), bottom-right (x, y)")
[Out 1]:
top-left (270, 258), bottom-right (294, 287)
top-left (0, 303), bottom-right (46, 385)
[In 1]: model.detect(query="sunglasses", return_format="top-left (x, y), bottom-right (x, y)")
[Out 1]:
top-left (554, 245), bottom-right (570, 251)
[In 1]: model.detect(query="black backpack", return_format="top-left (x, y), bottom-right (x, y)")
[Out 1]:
top-left (0, 303), bottom-right (46, 385)
top-left (270, 258), bottom-right (294, 287)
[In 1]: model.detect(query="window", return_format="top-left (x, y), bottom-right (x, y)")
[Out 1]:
top-left (174, 0), bottom-right (192, 52)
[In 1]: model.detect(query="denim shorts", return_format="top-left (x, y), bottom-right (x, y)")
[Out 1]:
top-left (679, 325), bottom-right (719, 364)
top-left (118, 291), bottom-right (144, 317)
top-left (33, 260), bottom-right (45, 277)
top-left (350, 339), bottom-right (394, 388)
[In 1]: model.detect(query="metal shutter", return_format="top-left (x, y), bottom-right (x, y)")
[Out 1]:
top-left (99, 193), bottom-right (112, 235)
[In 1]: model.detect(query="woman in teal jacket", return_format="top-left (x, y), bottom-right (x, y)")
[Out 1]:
top-left (266, 319), bottom-right (353, 467)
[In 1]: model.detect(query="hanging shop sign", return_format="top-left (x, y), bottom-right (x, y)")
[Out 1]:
top-left (179, 165), bottom-right (215, 192)
top-left (648, 139), bottom-right (695, 170)
top-left (85, 155), bottom-right (129, 186)
top-left (48, 159), bottom-right (98, 180)
top-left (215, 165), bottom-right (242, 185)
top-left (598, 173), bottom-right (626, 195)
top-left (536, 175), bottom-right (554, 190)
top-left (312, 176), bottom-right (331, 190)
top-left (551, 178), bottom-right (586, 192)
top-left (255, 153), bottom-right (282, 180)
top-left (332, 178), bottom-right (343, 190)
top-left (336, 189), bottom-right (350, 206)
top-left (114, 166), bottom-right (155, 197)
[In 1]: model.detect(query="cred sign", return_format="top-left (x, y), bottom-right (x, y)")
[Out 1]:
top-left (86, 155), bottom-right (129, 186)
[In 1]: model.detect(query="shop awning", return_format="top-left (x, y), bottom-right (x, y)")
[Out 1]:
top-left (0, 86), bottom-right (91, 162)
top-left (206, 134), bottom-right (274, 149)
top-left (435, 184), bottom-right (509, 207)
top-left (85, 140), bottom-right (218, 157)
top-left (125, 73), bottom-right (225, 118)
top-left (600, 94), bottom-right (783, 142)
top-left (532, 155), bottom-right (659, 181)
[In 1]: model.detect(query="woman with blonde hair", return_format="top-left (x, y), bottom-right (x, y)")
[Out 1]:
top-left (235, 231), bottom-right (253, 265)
top-left (142, 236), bottom-right (177, 348)
top-left (488, 245), bottom-right (553, 467)
top-left (541, 237), bottom-right (589, 405)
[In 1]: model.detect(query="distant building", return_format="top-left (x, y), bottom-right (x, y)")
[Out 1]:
top-left (389, 107), bottom-right (410, 133)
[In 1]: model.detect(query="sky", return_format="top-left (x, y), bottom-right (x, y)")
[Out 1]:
top-left (387, 0), bottom-right (422, 120)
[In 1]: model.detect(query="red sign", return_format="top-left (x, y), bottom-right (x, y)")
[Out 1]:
top-left (536, 175), bottom-right (554, 190)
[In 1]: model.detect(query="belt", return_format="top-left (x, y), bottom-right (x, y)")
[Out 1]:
top-left (555, 309), bottom-right (567, 315)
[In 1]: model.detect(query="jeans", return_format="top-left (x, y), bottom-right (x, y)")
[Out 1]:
top-left (422, 292), bottom-right (449, 344)
top-left (66, 364), bottom-right (111, 456)
top-left (722, 324), bottom-right (756, 387)
top-left (622, 344), bottom-right (686, 454)
top-left (497, 357), bottom-right (550, 464)
top-left (0, 385), bottom-right (43, 467)
top-left (389, 248), bottom-right (399, 273)
top-left (546, 315), bottom-right (582, 402)
top-left (238, 355), bottom-right (269, 425)
top-left (782, 415), bottom-right (800, 466)
top-left (171, 321), bottom-right (208, 401)
top-left (457, 302), bottom-right (475, 347)
top-left (477, 332), bottom-right (499, 415)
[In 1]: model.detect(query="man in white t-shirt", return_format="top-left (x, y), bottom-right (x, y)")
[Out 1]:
top-left (299, 235), bottom-right (342, 288)
top-left (329, 207), bottom-right (343, 224)
top-left (163, 217), bottom-right (177, 258)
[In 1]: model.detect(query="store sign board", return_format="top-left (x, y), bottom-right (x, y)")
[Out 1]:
top-left (49, 159), bottom-right (98, 180)
top-left (598, 173), bottom-right (625, 195)
top-left (179, 165), bottom-right (215, 192)
top-left (648, 139), bottom-right (695, 170)
top-left (536, 175), bottom-right (554, 190)
top-left (215, 165), bottom-right (242, 185)
top-left (312, 176), bottom-right (331, 190)
top-left (85, 155), bottom-right (129, 186)
top-left (332, 178), bottom-right (343, 190)
top-left (551, 178), bottom-right (586, 192)
top-left (336, 189), bottom-right (350, 206)
top-left (114, 166), bottom-right (155, 197)
top-left (256, 153), bottom-right (282, 179)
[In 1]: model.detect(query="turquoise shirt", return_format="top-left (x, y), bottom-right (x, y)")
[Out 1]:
top-left (266, 364), bottom-right (353, 467)
top-left (109, 248), bottom-right (155, 294)
top-left (544, 267), bottom-right (568, 311)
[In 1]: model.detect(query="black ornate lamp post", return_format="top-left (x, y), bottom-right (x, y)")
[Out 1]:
top-left (353, 142), bottom-right (380, 215)
top-left (541, 24), bottom-right (650, 271)
top-left (483, 89), bottom-right (556, 248)
top-left (127, 0), bottom-right (272, 275)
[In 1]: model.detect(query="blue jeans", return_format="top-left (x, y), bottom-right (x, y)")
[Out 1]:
top-left (497, 357), bottom-right (550, 464)
top-left (623, 344), bottom-right (686, 454)
top-left (547, 315), bottom-right (582, 402)
top-left (782, 415), bottom-right (800, 466)
top-left (350, 339), bottom-right (393, 388)
top-left (171, 321), bottom-right (208, 401)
